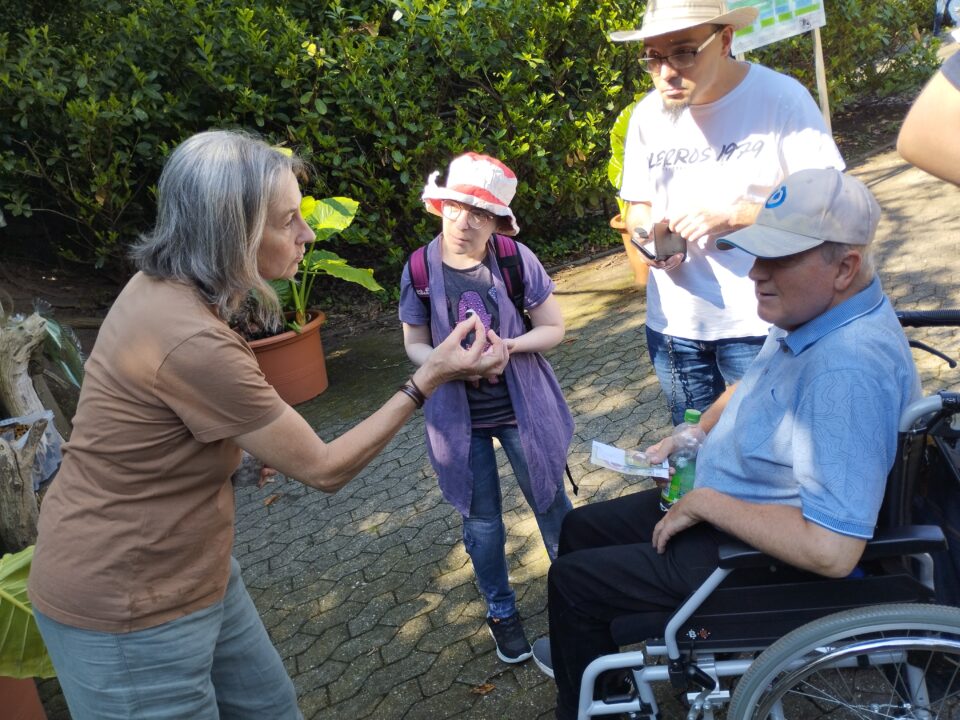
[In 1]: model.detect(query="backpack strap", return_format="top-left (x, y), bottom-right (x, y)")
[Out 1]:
top-left (409, 245), bottom-right (431, 314)
top-left (491, 235), bottom-right (531, 331)
top-left (410, 237), bottom-right (531, 330)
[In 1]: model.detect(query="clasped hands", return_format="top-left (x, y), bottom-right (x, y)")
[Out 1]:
top-left (425, 315), bottom-right (510, 388)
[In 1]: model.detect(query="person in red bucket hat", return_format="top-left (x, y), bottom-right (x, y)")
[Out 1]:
top-left (398, 153), bottom-right (575, 665)
top-left (421, 152), bottom-right (521, 236)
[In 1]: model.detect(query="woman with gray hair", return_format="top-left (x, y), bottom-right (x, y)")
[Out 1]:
top-left (27, 129), bottom-right (507, 719)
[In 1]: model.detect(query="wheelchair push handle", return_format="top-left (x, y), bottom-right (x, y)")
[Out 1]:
top-left (897, 308), bottom-right (960, 367)
top-left (896, 309), bottom-right (960, 327)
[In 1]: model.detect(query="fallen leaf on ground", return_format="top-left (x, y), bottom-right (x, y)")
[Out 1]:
top-left (470, 682), bottom-right (496, 696)
top-left (264, 494), bottom-right (282, 506)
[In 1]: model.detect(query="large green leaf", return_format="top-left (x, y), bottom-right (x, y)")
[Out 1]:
top-left (0, 546), bottom-right (56, 679)
top-left (42, 316), bottom-right (85, 390)
top-left (302, 249), bottom-right (384, 293)
top-left (607, 100), bottom-right (639, 191)
top-left (268, 278), bottom-right (294, 308)
top-left (302, 196), bottom-right (359, 243)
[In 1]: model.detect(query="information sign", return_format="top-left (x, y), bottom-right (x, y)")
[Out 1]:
top-left (730, 0), bottom-right (827, 55)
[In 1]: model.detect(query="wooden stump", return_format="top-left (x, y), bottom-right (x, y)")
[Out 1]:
top-left (0, 418), bottom-right (45, 552)
top-left (0, 313), bottom-right (49, 552)
top-left (0, 313), bottom-right (47, 419)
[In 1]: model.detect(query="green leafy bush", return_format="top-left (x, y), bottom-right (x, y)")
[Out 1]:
top-left (0, 0), bottom-right (642, 280)
top-left (0, 1), bottom-right (309, 270)
top-left (746, 0), bottom-right (938, 112)
top-left (0, 0), bottom-right (940, 292)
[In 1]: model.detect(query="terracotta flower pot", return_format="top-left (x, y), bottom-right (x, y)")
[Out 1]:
top-left (610, 214), bottom-right (649, 288)
top-left (249, 310), bottom-right (329, 406)
top-left (0, 676), bottom-right (46, 720)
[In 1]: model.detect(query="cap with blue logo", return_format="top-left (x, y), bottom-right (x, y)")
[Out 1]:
top-left (717, 168), bottom-right (881, 258)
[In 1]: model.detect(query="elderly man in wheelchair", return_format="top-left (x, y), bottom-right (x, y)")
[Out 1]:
top-left (533, 168), bottom-right (960, 719)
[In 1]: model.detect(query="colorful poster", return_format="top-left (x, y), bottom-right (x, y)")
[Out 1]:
top-left (730, 0), bottom-right (827, 55)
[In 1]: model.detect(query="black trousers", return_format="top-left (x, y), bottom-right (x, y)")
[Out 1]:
top-left (548, 488), bottom-right (730, 719)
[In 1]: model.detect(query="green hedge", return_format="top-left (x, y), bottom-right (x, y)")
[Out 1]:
top-left (0, 0), bottom-right (938, 294)
top-left (748, 0), bottom-right (938, 112)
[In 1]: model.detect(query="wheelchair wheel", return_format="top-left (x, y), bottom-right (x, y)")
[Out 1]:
top-left (727, 603), bottom-right (960, 719)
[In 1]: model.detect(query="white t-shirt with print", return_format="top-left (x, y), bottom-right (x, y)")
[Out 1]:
top-left (620, 63), bottom-right (845, 341)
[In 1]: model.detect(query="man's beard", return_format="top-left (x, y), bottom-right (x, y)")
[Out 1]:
top-left (662, 99), bottom-right (689, 123)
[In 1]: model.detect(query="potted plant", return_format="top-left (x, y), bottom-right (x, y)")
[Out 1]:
top-left (0, 545), bottom-right (54, 720)
top-left (608, 100), bottom-right (649, 287)
top-left (232, 196), bottom-right (383, 405)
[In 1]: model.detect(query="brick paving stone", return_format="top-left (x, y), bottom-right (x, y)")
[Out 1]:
top-left (380, 613), bottom-right (432, 665)
top-left (298, 622), bottom-right (351, 670)
top-left (327, 649), bottom-right (385, 702)
top-left (416, 640), bottom-right (475, 697)
top-left (401, 686), bottom-right (475, 720)
top-left (294, 660), bottom-right (346, 696)
top-left (370, 678), bottom-right (422, 720)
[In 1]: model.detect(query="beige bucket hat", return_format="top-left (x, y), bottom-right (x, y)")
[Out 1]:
top-left (610, 0), bottom-right (758, 43)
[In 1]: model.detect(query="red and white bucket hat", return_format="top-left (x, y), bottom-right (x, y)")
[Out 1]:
top-left (421, 152), bottom-right (520, 235)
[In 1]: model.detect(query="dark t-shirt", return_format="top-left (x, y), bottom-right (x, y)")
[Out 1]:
top-left (442, 262), bottom-right (515, 426)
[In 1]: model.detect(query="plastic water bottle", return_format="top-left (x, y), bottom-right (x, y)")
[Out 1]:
top-left (659, 408), bottom-right (705, 511)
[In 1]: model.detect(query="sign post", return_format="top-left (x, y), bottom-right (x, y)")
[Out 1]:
top-left (729, 1), bottom-right (831, 130)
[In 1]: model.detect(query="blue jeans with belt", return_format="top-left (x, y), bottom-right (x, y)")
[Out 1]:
top-left (645, 326), bottom-right (765, 425)
top-left (34, 557), bottom-right (300, 720)
top-left (463, 424), bottom-right (572, 619)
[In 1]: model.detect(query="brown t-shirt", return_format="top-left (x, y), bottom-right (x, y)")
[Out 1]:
top-left (29, 273), bottom-right (286, 632)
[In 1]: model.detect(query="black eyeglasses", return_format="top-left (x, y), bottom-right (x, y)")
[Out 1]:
top-left (441, 200), bottom-right (495, 230)
top-left (638, 30), bottom-right (719, 73)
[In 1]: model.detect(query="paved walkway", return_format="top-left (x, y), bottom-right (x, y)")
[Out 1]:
top-left (232, 150), bottom-right (959, 720)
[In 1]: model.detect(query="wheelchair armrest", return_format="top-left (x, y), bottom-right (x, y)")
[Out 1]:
top-left (717, 525), bottom-right (947, 570)
top-left (859, 525), bottom-right (946, 561)
top-left (716, 540), bottom-right (777, 569)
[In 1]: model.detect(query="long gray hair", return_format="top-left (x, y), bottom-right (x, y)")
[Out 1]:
top-left (131, 130), bottom-right (305, 324)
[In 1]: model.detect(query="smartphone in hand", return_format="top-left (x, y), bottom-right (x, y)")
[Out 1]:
top-left (630, 222), bottom-right (686, 262)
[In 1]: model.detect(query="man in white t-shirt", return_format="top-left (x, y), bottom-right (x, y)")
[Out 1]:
top-left (615, 0), bottom-right (844, 424)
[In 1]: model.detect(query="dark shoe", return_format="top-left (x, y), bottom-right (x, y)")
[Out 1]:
top-left (532, 636), bottom-right (554, 678)
top-left (486, 613), bottom-right (532, 663)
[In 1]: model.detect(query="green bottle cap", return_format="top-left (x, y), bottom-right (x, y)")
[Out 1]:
top-left (683, 408), bottom-right (702, 424)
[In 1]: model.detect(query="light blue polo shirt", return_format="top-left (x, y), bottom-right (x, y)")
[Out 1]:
top-left (696, 277), bottom-right (921, 539)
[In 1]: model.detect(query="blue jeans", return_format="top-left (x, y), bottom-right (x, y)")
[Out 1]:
top-left (464, 424), bottom-right (572, 619)
top-left (34, 557), bottom-right (300, 720)
top-left (935, 0), bottom-right (960, 33)
top-left (645, 326), bottom-right (765, 425)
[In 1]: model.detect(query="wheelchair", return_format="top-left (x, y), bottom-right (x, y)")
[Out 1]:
top-left (575, 310), bottom-right (960, 719)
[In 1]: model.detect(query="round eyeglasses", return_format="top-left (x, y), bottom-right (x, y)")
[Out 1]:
top-left (638, 30), bottom-right (720, 74)
top-left (441, 200), bottom-right (496, 230)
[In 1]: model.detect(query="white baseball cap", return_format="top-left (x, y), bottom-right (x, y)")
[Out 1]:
top-left (610, 0), bottom-right (758, 43)
top-left (717, 168), bottom-right (881, 258)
